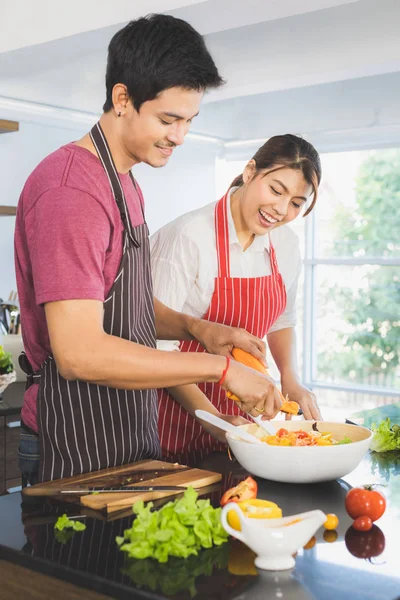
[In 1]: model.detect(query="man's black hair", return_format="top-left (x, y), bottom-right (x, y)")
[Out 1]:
top-left (103, 14), bottom-right (224, 112)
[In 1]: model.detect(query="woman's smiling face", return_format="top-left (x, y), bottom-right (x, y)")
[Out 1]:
top-left (240, 163), bottom-right (314, 235)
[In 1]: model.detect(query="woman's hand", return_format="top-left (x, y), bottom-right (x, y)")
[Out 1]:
top-left (189, 319), bottom-right (267, 366)
top-left (281, 381), bottom-right (322, 420)
top-left (198, 412), bottom-right (249, 444)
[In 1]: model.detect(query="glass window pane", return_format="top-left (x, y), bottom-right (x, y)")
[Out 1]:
top-left (315, 389), bottom-right (397, 418)
top-left (315, 148), bottom-right (400, 259)
top-left (315, 265), bottom-right (400, 389)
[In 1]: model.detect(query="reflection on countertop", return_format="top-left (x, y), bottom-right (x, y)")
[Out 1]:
top-left (0, 450), bottom-right (399, 600)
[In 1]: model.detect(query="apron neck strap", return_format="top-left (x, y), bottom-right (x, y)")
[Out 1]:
top-left (89, 122), bottom-right (139, 246)
top-left (269, 242), bottom-right (279, 275)
top-left (214, 191), bottom-right (231, 278)
top-left (214, 190), bottom-right (279, 279)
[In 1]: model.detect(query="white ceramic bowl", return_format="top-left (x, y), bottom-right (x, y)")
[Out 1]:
top-left (226, 421), bottom-right (373, 483)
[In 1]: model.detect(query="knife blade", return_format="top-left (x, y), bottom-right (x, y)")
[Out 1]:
top-left (23, 484), bottom-right (197, 497)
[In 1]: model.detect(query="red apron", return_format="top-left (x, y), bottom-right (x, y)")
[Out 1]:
top-left (158, 191), bottom-right (287, 460)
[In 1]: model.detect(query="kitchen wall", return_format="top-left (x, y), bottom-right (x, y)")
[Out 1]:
top-left (0, 120), bottom-right (84, 300)
top-left (0, 113), bottom-right (221, 300)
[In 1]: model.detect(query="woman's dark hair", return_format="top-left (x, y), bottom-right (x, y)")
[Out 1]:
top-left (103, 14), bottom-right (224, 112)
top-left (230, 134), bottom-right (322, 216)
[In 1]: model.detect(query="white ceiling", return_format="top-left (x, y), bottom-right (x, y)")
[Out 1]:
top-left (0, 0), bottom-right (205, 53)
top-left (1, 0), bottom-right (400, 151)
top-left (0, 0), bottom-right (358, 53)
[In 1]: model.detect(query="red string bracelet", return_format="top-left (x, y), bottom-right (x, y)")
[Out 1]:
top-left (218, 356), bottom-right (231, 386)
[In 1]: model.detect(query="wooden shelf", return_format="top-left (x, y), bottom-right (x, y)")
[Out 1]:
top-left (0, 206), bottom-right (17, 216)
top-left (0, 120), bottom-right (19, 134)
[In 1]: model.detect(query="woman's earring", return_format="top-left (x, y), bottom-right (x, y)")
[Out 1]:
top-left (118, 111), bottom-right (121, 117)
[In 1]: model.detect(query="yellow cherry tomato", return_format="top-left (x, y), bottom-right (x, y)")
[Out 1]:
top-left (323, 530), bottom-right (338, 543)
top-left (227, 498), bottom-right (282, 531)
top-left (303, 536), bottom-right (316, 550)
top-left (324, 513), bottom-right (339, 530)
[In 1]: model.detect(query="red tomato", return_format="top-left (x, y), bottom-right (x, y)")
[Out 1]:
top-left (352, 516), bottom-right (373, 532)
top-left (220, 476), bottom-right (258, 507)
top-left (345, 487), bottom-right (386, 522)
top-left (345, 525), bottom-right (385, 560)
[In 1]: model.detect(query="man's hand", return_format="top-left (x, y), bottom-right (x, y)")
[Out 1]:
top-left (198, 412), bottom-right (249, 444)
top-left (189, 319), bottom-right (267, 366)
top-left (223, 361), bottom-right (282, 419)
top-left (281, 381), bottom-right (322, 420)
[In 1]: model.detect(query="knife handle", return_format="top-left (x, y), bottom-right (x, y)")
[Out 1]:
top-left (23, 485), bottom-right (58, 496)
top-left (22, 485), bottom-right (87, 497)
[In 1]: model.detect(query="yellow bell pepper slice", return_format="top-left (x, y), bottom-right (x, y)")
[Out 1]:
top-left (279, 438), bottom-right (292, 446)
top-left (228, 540), bottom-right (258, 575)
top-left (227, 498), bottom-right (283, 531)
top-left (316, 437), bottom-right (333, 446)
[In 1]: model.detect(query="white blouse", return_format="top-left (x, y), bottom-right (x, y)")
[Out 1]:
top-left (150, 190), bottom-right (302, 350)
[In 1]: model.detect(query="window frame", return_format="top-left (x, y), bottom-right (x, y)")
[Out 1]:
top-left (301, 208), bottom-right (400, 398)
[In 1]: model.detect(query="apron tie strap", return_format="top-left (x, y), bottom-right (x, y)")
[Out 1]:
top-left (19, 351), bottom-right (41, 390)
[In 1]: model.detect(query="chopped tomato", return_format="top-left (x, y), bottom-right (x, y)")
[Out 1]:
top-left (294, 430), bottom-right (309, 439)
top-left (220, 476), bottom-right (258, 507)
top-left (276, 428), bottom-right (289, 437)
top-left (295, 437), bottom-right (313, 446)
top-left (260, 427), bottom-right (346, 447)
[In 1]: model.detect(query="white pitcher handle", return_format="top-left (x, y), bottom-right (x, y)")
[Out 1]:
top-left (220, 503), bottom-right (246, 543)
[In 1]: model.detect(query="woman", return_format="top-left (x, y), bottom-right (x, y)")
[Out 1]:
top-left (151, 134), bottom-right (322, 461)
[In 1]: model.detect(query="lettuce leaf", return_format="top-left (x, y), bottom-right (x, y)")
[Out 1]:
top-left (122, 543), bottom-right (229, 597)
top-left (336, 436), bottom-right (352, 445)
top-left (54, 514), bottom-right (86, 543)
top-left (54, 514), bottom-right (86, 532)
top-left (116, 487), bottom-right (228, 563)
top-left (370, 418), bottom-right (400, 452)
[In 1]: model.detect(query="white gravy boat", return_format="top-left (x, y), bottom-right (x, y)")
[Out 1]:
top-left (221, 504), bottom-right (327, 571)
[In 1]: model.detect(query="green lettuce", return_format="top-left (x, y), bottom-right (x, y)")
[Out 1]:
top-left (54, 513), bottom-right (86, 532)
top-left (54, 514), bottom-right (86, 544)
top-left (370, 418), bottom-right (400, 453)
top-left (122, 543), bottom-right (229, 597)
top-left (116, 486), bottom-right (228, 563)
top-left (336, 436), bottom-right (352, 445)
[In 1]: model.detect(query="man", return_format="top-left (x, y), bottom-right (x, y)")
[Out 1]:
top-left (15, 14), bottom-right (281, 484)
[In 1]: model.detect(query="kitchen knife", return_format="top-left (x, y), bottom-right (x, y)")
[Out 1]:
top-left (23, 484), bottom-right (197, 497)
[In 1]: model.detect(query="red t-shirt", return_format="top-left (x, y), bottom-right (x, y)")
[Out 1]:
top-left (14, 142), bottom-right (145, 432)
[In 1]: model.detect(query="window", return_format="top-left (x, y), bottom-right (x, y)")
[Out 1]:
top-left (303, 149), bottom-right (400, 412)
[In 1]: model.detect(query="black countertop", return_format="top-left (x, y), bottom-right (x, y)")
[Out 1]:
top-left (0, 450), bottom-right (399, 600)
top-left (0, 381), bottom-right (25, 417)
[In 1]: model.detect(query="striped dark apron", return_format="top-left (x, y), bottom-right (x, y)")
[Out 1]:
top-left (23, 122), bottom-right (161, 483)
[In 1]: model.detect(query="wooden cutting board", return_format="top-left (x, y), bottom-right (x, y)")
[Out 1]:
top-left (26, 459), bottom-right (222, 515)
